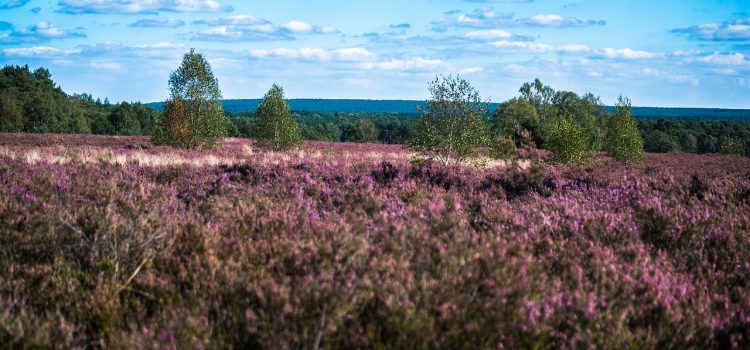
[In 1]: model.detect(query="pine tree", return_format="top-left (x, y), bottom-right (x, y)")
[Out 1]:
top-left (252, 84), bottom-right (303, 151)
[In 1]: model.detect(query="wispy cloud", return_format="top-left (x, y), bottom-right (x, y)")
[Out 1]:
top-left (641, 67), bottom-right (699, 86)
top-left (0, 22), bottom-right (85, 44)
top-left (521, 14), bottom-right (605, 27)
top-left (672, 18), bottom-right (750, 41)
top-left (0, 0), bottom-right (30, 9)
top-left (491, 40), bottom-right (555, 52)
top-left (600, 48), bottom-right (662, 59)
top-left (249, 47), bottom-right (375, 62)
top-left (192, 15), bottom-right (338, 41)
top-left (431, 8), bottom-right (605, 31)
top-left (129, 18), bottom-right (185, 28)
top-left (2, 46), bottom-right (81, 57)
top-left (681, 52), bottom-right (748, 66)
top-left (463, 0), bottom-right (534, 3)
top-left (248, 46), bottom-right (447, 72)
top-left (56, 0), bottom-right (232, 14)
top-left (360, 57), bottom-right (449, 71)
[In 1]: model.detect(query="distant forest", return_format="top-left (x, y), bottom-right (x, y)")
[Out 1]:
top-left (1, 64), bottom-right (749, 155)
top-left (150, 99), bottom-right (750, 120)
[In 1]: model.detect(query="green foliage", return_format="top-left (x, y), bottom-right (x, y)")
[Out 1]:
top-left (408, 75), bottom-right (491, 165)
top-left (153, 97), bottom-right (193, 147)
top-left (697, 134), bottom-right (717, 153)
top-left (637, 118), bottom-right (750, 154)
top-left (109, 102), bottom-right (142, 136)
top-left (718, 137), bottom-right (746, 157)
top-left (489, 136), bottom-right (517, 160)
top-left (342, 119), bottom-right (379, 143)
top-left (553, 91), bottom-right (606, 151)
top-left (155, 49), bottom-right (227, 148)
top-left (252, 84), bottom-right (303, 151)
top-left (643, 129), bottom-right (681, 153)
top-left (0, 91), bottom-right (23, 132)
top-left (492, 98), bottom-right (540, 146)
top-left (516, 79), bottom-right (607, 151)
top-left (519, 78), bottom-right (557, 121)
top-left (605, 96), bottom-right (645, 164)
top-left (546, 117), bottom-right (593, 167)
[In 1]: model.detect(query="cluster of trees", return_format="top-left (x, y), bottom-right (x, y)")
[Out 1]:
top-left (489, 79), bottom-right (644, 165)
top-left (0, 65), bottom-right (158, 135)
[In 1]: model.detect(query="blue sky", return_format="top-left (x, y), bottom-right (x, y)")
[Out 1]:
top-left (0, 0), bottom-right (749, 107)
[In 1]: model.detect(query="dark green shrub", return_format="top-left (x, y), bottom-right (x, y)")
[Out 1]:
top-left (489, 136), bottom-right (517, 160)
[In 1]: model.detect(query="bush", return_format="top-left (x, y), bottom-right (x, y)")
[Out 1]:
top-left (718, 137), bottom-right (746, 157)
top-left (545, 118), bottom-right (593, 167)
top-left (605, 97), bottom-right (645, 164)
top-left (489, 136), bottom-right (517, 160)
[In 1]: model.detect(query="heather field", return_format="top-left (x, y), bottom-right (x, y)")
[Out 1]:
top-left (2, 133), bottom-right (750, 349)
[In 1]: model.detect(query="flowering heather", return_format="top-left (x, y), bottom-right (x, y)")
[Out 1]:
top-left (1, 133), bottom-right (750, 349)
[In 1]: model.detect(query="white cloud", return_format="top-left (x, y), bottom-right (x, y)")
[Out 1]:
top-left (601, 48), bottom-right (661, 59)
top-left (673, 18), bottom-right (750, 41)
top-left (642, 67), bottom-right (699, 86)
top-left (715, 68), bottom-right (737, 75)
top-left (129, 18), bottom-right (185, 28)
top-left (2, 46), bottom-right (81, 57)
top-left (690, 52), bottom-right (745, 65)
top-left (458, 67), bottom-right (484, 74)
top-left (249, 47), bottom-right (375, 62)
top-left (464, 29), bottom-right (512, 40)
top-left (281, 20), bottom-right (339, 34)
top-left (432, 8), bottom-right (604, 29)
top-left (0, 0), bottom-right (31, 9)
top-left (56, 0), bottom-right (231, 14)
top-left (557, 44), bottom-right (593, 53)
top-left (523, 14), bottom-right (605, 27)
top-left (360, 57), bottom-right (449, 71)
top-left (0, 22), bottom-right (86, 44)
top-left (491, 40), bottom-right (555, 52)
top-left (193, 15), bottom-right (338, 41)
top-left (134, 42), bottom-right (186, 50)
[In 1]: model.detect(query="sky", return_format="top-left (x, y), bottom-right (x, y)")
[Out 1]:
top-left (0, 0), bottom-right (749, 108)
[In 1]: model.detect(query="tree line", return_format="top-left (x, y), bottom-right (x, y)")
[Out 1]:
top-left (1, 54), bottom-right (748, 161)
top-left (0, 65), bottom-right (159, 135)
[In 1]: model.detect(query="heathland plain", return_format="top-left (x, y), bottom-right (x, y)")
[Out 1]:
top-left (1, 49), bottom-right (750, 348)
top-left (1, 134), bottom-right (750, 348)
